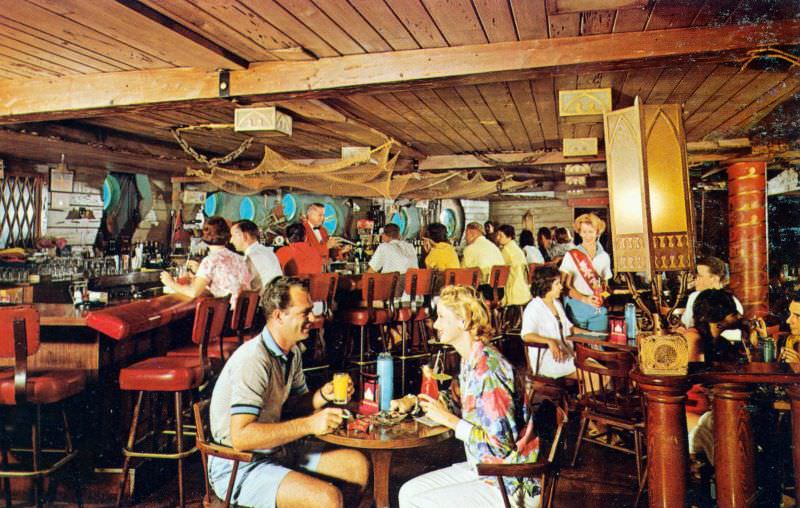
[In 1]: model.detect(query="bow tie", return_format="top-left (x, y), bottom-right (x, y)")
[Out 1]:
top-left (312, 226), bottom-right (321, 231)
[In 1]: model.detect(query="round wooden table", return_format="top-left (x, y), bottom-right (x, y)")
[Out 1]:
top-left (317, 419), bottom-right (452, 508)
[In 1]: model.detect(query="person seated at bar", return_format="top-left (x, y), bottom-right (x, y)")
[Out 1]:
top-left (522, 266), bottom-right (590, 379)
top-left (679, 256), bottom-right (743, 343)
top-left (484, 220), bottom-right (499, 245)
top-left (519, 229), bottom-right (544, 265)
top-left (462, 222), bottom-right (505, 297)
top-left (559, 213), bottom-right (611, 332)
top-left (781, 291), bottom-right (800, 365)
top-left (399, 285), bottom-right (539, 508)
top-left (548, 227), bottom-right (575, 260)
top-left (276, 223), bottom-right (324, 276)
top-left (536, 227), bottom-right (553, 263)
top-left (422, 222), bottom-right (460, 271)
top-left (208, 277), bottom-right (369, 508)
top-left (160, 216), bottom-right (252, 308)
top-left (367, 223), bottom-right (418, 274)
top-left (231, 219), bottom-right (283, 296)
top-left (495, 224), bottom-right (532, 307)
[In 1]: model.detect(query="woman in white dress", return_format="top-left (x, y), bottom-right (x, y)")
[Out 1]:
top-left (521, 265), bottom-right (588, 378)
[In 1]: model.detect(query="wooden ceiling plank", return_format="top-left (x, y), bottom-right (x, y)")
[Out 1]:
top-left (275, 0), bottom-right (365, 55)
top-left (645, 0), bottom-right (703, 30)
top-left (135, 0), bottom-right (287, 61)
top-left (582, 10), bottom-right (616, 35)
top-left (548, 12), bottom-right (581, 38)
top-left (420, 0), bottom-right (488, 45)
top-left (241, 0), bottom-right (339, 58)
top-left (6, 19), bottom-right (800, 122)
top-left (0, 42), bottom-right (90, 77)
top-left (690, 0), bottom-right (741, 27)
top-left (0, 2), bottom-right (159, 71)
top-left (313, 0), bottom-right (393, 52)
top-left (664, 63), bottom-right (719, 106)
top-left (684, 68), bottom-right (761, 136)
top-left (555, 74), bottom-right (578, 139)
top-left (0, 50), bottom-right (63, 78)
top-left (645, 65), bottom-right (690, 104)
top-left (473, 0), bottom-right (518, 43)
top-left (712, 74), bottom-right (800, 138)
top-left (0, 29), bottom-right (116, 74)
top-left (509, 0), bottom-right (548, 40)
top-left (507, 80), bottom-right (545, 149)
top-left (381, 92), bottom-right (470, 152)
top-left (617, 67), bottom-right (665, 107)
top-left (340, 95), bottom-right (445, 151)
top-left (25, 0), bottom-right (244, 69)
top-left (455, 85), bottom-right (515, 151)
top-left (530, 77), bottom-right (560, 149)
top-left (412, 89), bottom-right (489, 150)
top-left (418, 151), bottom-right (604, 170)
top-left (611, 4), bottom-right (651, 32)
top-left (729, 0), bottom-right (797, 24)
top-left (431, 88), bottom-right (502, 148)
top-left (474, 83), bottom-right (531, 150)
top-left (682, 65), bottom-right (747, 120)
top-left (350, 0), bottom-right (422, 50)
top-left (688, 70), bottom-right (788, 139)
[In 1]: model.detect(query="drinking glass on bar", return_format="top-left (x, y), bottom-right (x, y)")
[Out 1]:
top-left (332, 372), bottom-right (350, 405)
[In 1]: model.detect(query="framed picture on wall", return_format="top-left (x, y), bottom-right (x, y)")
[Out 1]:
top-left (50, 168), bottom-right (74, 193)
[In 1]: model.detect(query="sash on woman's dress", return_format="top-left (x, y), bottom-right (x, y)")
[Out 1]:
top-left (568, 249), bottom-right (606, 304)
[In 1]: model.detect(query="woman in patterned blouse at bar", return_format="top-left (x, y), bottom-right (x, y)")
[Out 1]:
top-left (399, 285), bottom-right (539, 508)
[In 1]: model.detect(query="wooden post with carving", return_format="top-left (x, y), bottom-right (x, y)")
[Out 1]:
top-left (712, 383), bottom-right (756, 508)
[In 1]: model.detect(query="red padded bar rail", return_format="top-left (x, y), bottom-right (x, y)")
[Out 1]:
top-left (85, 295), bottom-right (195, 340)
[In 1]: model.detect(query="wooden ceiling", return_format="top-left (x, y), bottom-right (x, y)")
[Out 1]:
top-left (0, 0), bottom-right (799, 176)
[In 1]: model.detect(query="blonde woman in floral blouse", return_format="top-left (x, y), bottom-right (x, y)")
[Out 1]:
top-left (399, 285), bottom-right (539, 508)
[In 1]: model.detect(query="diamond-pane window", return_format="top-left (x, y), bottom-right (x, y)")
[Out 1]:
top-left (0, 176), bottom-right (41, 249)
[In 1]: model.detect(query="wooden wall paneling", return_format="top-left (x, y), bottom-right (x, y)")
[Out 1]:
top-left (509, 0), bottom-right (548, 40)
top-left (688, 70), bottom-right (792, 139)
top-left (137, 0), bottom-right (288, 61)
top-left (455, 86), bottom-right (516, 151)
top-left (473, 0), bottom-right (518, 43)
top-left (383, 92), bottom-right (470, 152)
top-left (610, 4), bottom-right (651, 32)
top-left (431, 88), bottom-right (503, 149)
top-left (665, 63), bottom-right (719, 106)
top-left (547, 12), bottom-right (581, 38)
top-left (25, 0), bottom-right (240, 69)
top-left (582, 10), bottom-right (616, 35)
top-left (476, 82), bottom-right (531, 151)
top-left (0, 16), bottom-right (131, 72)
top-left (313, 0), bottom-right (393, 53)
top-left (350, 0), bottom-right (424, 50)
top-left (507, 80), bottom-right (546, 149)
top-left (242, 0), bottom-right (339, 58)
top-left (690, 0), bottom-right (743, 27)
top-left (645, 0), bottom-right (703, 30)
top-left (412, 89), bottom-right (490, 151)
top-left (683, 68), bottom-right (761, 137)
top-left (0, 32), bottom-right (111, 75)
top-left (530, 78), bottom-right (560, 149)
top-left (338, 95), bottom-right (443, 151)
top-left (0, 2), bottom-right (164, 71)
top-left (420, 0), bottom-right (488, 46)
top-left (645, 66), bottom-right (690, 104)
top-left (489, 198), bottom-right (573, 234)
top-left (275, 0), bottom-right (365, 55)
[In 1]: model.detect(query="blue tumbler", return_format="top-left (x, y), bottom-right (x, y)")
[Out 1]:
top-left (376, 352), bottom-right (394, 412)
top-left (625, 303), bottom-right (638, 341)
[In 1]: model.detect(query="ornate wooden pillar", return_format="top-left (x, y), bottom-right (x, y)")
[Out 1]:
top-left (727, 162), bottom-right (768, 317)
top-left (787, 385), bottom-right (800, 506)
top-left (631, 372), bottom-right (689, 508)
top-left (712, 383), bottom-right (756, 508)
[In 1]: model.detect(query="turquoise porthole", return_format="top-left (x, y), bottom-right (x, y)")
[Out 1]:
top-left (440, 209), bottom-right (457, 238)
top-left (282, 194), bottom-right (297, 221)
top-left (204, 192), bottom-right (220, 216)
top-left (102, 175), bottom-right (120, 211)
top-left (323, 203), bottom-right (338, 235)
top-left (239, 197), bottom-right (256, 220)
top-left (390, 210), bottom-right (407, 236)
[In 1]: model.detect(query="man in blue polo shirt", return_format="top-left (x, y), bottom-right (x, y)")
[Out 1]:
top-left (209, 277), bottom-right (369, 507)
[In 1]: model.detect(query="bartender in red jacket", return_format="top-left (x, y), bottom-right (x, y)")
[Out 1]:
top-left (303, 202), bottom-right (348, 265)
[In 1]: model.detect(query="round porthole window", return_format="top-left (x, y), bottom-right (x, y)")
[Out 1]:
top-left (282, 193), bottom-right (298, 222)
top-left (440, 208), bottom-right (457, 238)
top-left (239, 196), bottom-right (256, 220)
top-left (390, 210), bottom-right (407, 236)
top-left (203, 192), bottom-right (220, 216)
top-left (102, 175), bottom-right (121, 211)
top-left (323, 203), bottom-right (338, 235)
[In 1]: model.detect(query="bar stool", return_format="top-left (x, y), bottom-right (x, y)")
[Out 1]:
top-left (116, 295), bottom-right (230, 508)
top-left (337, 272), bottom-right (398, 369)
top-left (396, 268), bottom-right (434, 391)
top-left (0, 306), bottom-right (85, 508)
top-left (304, 273), bottom-right (339, 370)
top-left (441, 267), bottom-right (481, 289)
top-left (486, 265), bottom-right (510, 335)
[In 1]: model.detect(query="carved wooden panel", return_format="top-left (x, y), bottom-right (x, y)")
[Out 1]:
top-left (652, 233), bottom-right (692, 270)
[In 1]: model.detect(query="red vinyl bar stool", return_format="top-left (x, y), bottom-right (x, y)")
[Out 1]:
top-left (304, 273), bottom-right (339, 370)
top-left (395, 268), bottom-right (434, 391)
top-left (0, 307), bottom-right (85, 508)
top-left (116, 295), bottom-right (229, 508)
top-left (337, 272), bottom-right (398, 369)
top-left (441, 267), bottom-right (481, 289)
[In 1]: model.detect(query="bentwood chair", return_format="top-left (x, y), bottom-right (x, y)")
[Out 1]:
top-left (0, 306), bottom-right (85, 508)
top-left (477, 402), bottom-right (568, 508)
top-left (522, 341), bottom-right (576, 413)
top-left (117, 295), bottom-right (230, 508)
top-left (193, 399), bottom-right (253, 508)
top-left (570, 344), bottom-right (646, 487)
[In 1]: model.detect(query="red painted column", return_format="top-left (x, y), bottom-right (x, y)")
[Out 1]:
top-left (727, 162), bottom-right (768, 318)
top-left (712, 383), bottom-right (757, 508)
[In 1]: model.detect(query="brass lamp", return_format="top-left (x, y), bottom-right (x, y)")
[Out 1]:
top-left (603, 98), bottom-right (696, 331)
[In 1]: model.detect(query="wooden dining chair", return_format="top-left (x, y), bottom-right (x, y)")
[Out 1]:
top-left (486, 265), bottom-right (510, 335)
top-left (477, 404), bottom-right (568, 508)
top-left (193, 399), bottom-right (253, 508)
top-left (522, 341), bottom-right (576, 413)
top-left (441, 267), bottom-right (481, 289)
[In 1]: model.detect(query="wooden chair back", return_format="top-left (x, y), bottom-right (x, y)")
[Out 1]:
top-left (404, 268), bottom-right (434, 298)
top-left (193, 400), bottom-right (254, 508)
top-left (0, 306), bottom-right (40, 404)
top-left (191, 296), bottom-right (231, 366)
top-left (307, 272), bottom-right (339, 317)
top-left (488, 265), bottom-right (510, 304)
top-left (229, 290), bottom-right (260, 338)
top-left (441, 267), bottom-right (481, 289)
top-left (574, 344), bottom-right (639, 420)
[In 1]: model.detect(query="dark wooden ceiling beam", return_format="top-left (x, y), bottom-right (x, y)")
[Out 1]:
top-left (2, 19), bottom-right (800, 124)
